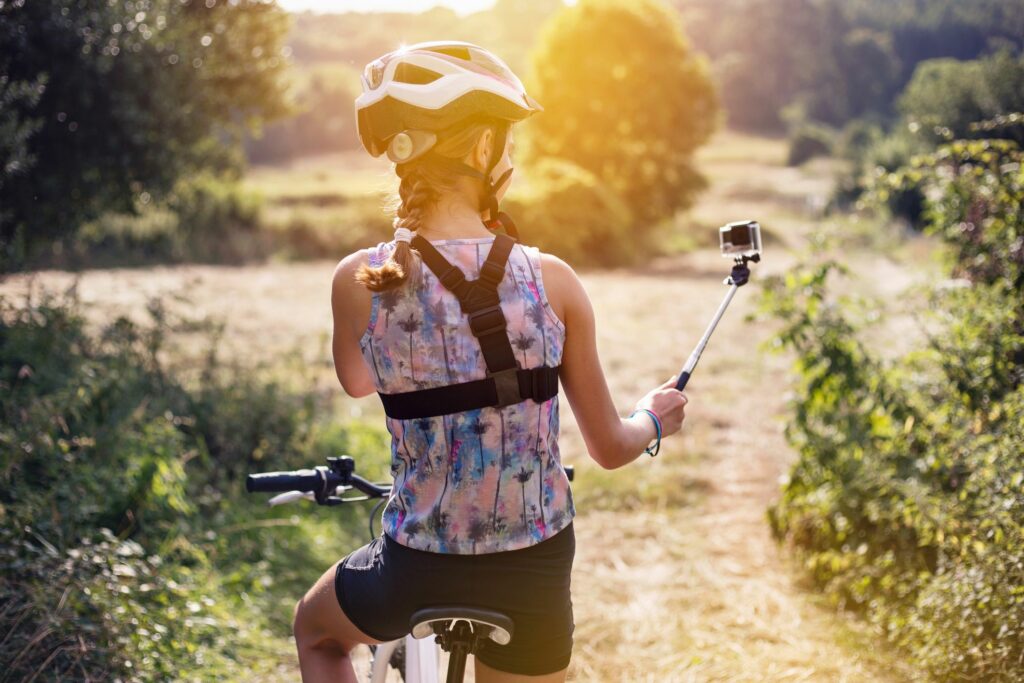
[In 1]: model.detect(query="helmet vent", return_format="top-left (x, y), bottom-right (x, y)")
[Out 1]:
top-left (394, 62), bottom-right (443, 85)
top-left (427, 46), bottom-right (472, 61)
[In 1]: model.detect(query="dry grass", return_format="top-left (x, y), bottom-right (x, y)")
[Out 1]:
top-left (0, 131), bottom-right (925, 682)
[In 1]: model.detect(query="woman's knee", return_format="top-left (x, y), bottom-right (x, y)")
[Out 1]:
top-left (293, 564), bottom-right (348, 651)
top-left (293, 594), bottom-right (326, 648)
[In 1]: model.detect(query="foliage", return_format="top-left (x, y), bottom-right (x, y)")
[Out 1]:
top-left (762, 138), bottom-right (1024, 680)
top-left (523, 0), bottom-right (717, 232)
top-left (0, 0), bottom-right (293, 268)
top-left (244, 0), bottom-right (564, 162)
top-left (673, 0), bottom-right (1022, 132)
top-left (0, 72), bottom-right (45, 258)
top-left (848, 128), bottom-right (931, 227)
top-left (244, 0), bottom-right (1023, 156)
top-left (0, 289), bottom-right (382, 680)
top-left (13, 172), bottom-right (268, 270)
top-left (504, 158), bottom-right (635, 268)
top-left (898, 51), bottom-right (1024, 144)
top-left (835, 52), bottom-right (1024, 227)
top-left (244, 62), bottom-right (361, 163)
top-left (787, 124), bottom-right (835, 166)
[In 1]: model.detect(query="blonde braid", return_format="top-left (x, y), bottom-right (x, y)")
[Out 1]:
top-left (355, 164), bottom-right (436, 291)
top-left (354, 119), bottom-right (500, 292)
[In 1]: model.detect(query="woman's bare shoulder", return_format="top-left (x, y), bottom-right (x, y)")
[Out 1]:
top-left (537, 251), bottom-right (587, 324)
top-left (332, 246), bottom-right (374, 290)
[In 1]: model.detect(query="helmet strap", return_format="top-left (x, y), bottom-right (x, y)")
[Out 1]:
top-left (480, 123), bottom-right (510, 223)
top-left (412, 121), bottom-right (516, 229)
top-left (484, 210), bottom-right (520, 240)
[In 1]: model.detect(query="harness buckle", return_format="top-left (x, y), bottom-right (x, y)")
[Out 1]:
top-left (439, 266), bottom-right (466, 292)
top-left (468, 304), bottom-right (507, 337)
top-left (488, 367), bottom-right (522, 408)
top-left (479, 260), bottom-right (506, 287)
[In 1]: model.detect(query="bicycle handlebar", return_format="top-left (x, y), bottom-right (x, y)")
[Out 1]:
top-left (247, 469), bottom-right (324, 494)
top-left (246, 456), bottom-right (573, 507)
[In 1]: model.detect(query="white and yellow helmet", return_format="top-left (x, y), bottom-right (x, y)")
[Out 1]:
top-left (355, 40), bottom-right (543, 163)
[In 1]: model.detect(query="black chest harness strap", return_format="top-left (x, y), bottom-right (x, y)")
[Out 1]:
top-left (377, 233), bottom-right (561, 420)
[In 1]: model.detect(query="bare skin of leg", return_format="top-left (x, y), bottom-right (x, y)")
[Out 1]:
top-left (293, 560), bottom-right (386, 683)
top-left (475, 658), bottom-right (569, 683)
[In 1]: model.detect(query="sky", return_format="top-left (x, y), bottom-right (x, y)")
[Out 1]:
top-left (277, 0), bottom-right (497, 14)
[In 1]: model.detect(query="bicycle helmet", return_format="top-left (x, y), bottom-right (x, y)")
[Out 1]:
top-left (355, 41), bottom-right (543, 231)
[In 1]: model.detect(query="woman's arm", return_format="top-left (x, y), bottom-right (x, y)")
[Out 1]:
top-left (541, 254), bottom-right (688, 470)
top-left (331, 250), bottom-right (378, 398)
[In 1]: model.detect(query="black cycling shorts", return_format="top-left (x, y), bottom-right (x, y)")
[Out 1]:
top-left (335, 522), bottom-right (575, 676)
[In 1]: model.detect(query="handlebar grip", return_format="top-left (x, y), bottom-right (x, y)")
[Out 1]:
top-left (246, 469), bottom-right (323, 494)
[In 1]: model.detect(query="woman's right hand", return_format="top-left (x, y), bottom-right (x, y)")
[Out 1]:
top-left (633, 376), bottom-right (689, 436)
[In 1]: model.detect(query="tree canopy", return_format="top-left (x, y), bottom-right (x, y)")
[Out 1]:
top-left (0, 0), bottom-right (293, 267)
top-left (523, 0), bottom-right (718, 230)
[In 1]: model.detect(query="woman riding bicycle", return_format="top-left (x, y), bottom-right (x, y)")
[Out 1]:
top-left (293, 41), bottom-right (688, 682)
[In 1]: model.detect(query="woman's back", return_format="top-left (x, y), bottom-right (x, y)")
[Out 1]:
top-left (299, 40), bottom-right (688, 683)
top-left (360, 235), bottom-right (575, 554)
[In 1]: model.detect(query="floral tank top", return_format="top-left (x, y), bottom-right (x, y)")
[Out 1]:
top-left (358, 235), bottom-right (575, 554)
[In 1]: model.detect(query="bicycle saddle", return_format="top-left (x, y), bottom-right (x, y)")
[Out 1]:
top-left (410, 605), bottom-right (514, 646)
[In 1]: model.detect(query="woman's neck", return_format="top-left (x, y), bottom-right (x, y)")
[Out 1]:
top-left (413, 197), bottom-right (494, 241)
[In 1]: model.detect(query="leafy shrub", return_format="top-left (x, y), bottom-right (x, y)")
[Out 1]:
top-left (899, 51), bottom-right (1024, 144)
top-left (840, 127), bottom-right (930, 227)
top-left (505, 158), bottom-right (635, 268)
top-left (787, 125), bottom-right (834, 166)
top-left (763, 138), bottom-right (1023, 680)
top-left (0, 289), bottom-right (378, 680)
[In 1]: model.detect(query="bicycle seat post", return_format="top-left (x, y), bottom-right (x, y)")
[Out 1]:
top-left (440, 620), bottom-right (473, 683)
top-left (410, 606), bottom-right (514, 683)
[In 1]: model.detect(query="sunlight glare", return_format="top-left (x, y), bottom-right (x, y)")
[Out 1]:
top-left (277, 0), bottom-right (496, 15)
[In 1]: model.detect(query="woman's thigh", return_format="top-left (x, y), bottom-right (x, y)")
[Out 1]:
top-left (293, 559), bottom-right (386, 651)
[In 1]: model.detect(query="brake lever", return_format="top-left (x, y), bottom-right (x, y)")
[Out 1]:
top-left (268, 485), bottom-right (354, 507)
top-left (268, 490), bottom-right (315, 506)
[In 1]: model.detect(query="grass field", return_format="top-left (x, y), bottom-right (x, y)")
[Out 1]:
top-left (1, 131), bottom-right (932, 681)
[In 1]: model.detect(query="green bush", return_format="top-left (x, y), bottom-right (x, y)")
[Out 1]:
top-left (899, 51), bottom-right (1024, 144)
top-left (0, 289), bottom-right (381, 680)
top-left (762, 138), bottom-right (1023, 680)
top-left (839, 127), bottom-right (930, 227)
top-left (787, 125), bottom-right (835, 166)
top-left (505, 158), bottom-right (635, 268)
top-left (45, 172), bottom-right (271, 269)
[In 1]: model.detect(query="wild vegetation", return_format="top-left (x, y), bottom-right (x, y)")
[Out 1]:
top-left (762, 134), bottom-right (1023, 679)
top-left (3, 0), bottom-right (1024, 679)
top-left (0, 0), bottom-right (293, 270)
top-left (0, 288), bottom-right (394, 679)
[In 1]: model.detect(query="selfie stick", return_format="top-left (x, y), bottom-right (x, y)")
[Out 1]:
top-left (675, 221), bottom-right (762, 392)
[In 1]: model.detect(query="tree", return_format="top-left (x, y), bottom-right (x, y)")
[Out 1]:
top-left (898, 51), bottom-right (1024, 143)
top-left (522, 0), bottom-right (717, 232)
top-left (0, 0), bottom-right (293, 268)
top-left (0, 73), bottom-right (45, 249)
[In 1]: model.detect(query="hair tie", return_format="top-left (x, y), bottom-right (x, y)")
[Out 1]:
top-left (393, 227), bottom-right (414, 244)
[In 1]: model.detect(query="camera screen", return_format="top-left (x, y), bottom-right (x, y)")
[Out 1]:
top-left (727, 224), bottom-right (751, 246)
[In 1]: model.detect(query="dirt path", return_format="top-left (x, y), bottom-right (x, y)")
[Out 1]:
top-left (561, 258), bottom-right (912, 681)
top-left (0, 132), bottom-right (918, 681)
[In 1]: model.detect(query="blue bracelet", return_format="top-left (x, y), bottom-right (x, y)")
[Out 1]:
top-left (630, 408), bottom-right (662, 457)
